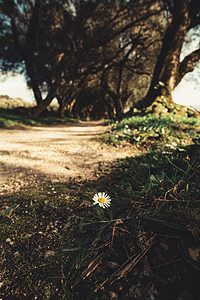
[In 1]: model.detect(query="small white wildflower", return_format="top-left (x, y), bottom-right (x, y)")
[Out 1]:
top-left (125, 125), bottom-right (129, 128)
top-left (93, 192), bottom-right (111, 209)
top-left (166, 143), bottom-right (176, 150)
top-left (162, 151), bottom-right (172, 154)
top-left (5, 238), bottom-right (14, 245)
top-left (115, 135), bottom-right (119, 138)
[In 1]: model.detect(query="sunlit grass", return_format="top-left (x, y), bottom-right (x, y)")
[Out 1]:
top-left (102, 114), bottom-right (200, 149)
top-left (0, 108), bottom-right (79, 128)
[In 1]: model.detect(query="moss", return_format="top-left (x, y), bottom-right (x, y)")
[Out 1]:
top-left (138, 95), bottom-right (199, 118)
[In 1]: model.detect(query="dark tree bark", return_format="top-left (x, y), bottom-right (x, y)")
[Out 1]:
top-left (31, 76), bottom-right (61, 118)
top-left (131, 0), bottom-right (195, 111)
top-left (24, 57), bottom-right (43, 105)
top-left (101, 42), bottom-right (137, 117)
top-left (23, 0), bottom-right (43, 105)
top-left (57, 95), bottom-right (66, 118)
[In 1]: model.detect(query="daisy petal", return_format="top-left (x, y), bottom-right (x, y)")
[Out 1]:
top-left (92, 192), bottom-right (111, 209)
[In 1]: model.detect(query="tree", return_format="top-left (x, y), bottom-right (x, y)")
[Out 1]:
top-left (0, 0), bottom-right (80, 115)
top-left (99, 0), bottom-right (166, 117)
top-left (1, 0), bottom-right (199, 118)
top-left (34, 0), bottom-right (164, 118)
top-left (128, 0), bottom-right (200, 112)
top-left (0, 0), bottom-right (166, 118)
top-left (60, 0), bottom-right (166, 118)
top-left (0, 0), bottom-right (45, 105)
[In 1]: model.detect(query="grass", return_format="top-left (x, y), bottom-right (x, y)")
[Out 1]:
top-left (102, 114), bottom-right (200, 150)
top-left (0, 112), bottom-right (200, 299)
top-left (0, 108), bottom-right (79, 128)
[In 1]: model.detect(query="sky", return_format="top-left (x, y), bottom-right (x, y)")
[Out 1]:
top-left (0, 73), bottom-right (35, 103)
top-left (0, 72), bottom-right (199, 110)
top-left (172, 80), bottom-right (200, 110)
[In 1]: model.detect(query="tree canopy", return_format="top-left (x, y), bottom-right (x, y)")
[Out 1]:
top-left (0, 0), bottom-right (199, 118)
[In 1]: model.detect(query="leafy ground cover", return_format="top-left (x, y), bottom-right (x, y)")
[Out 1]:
top-left (0, 112), bottom-right (200, 299)
top-left (0, 96), bottom-right (78, 128)
top-left (102, 114), bottom-right (200, 150)
top-left (0, 108), bottom-right (78, 128)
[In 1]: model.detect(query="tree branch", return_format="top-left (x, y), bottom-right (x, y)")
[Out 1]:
top-left (176, 47), bottom-right (200, 86)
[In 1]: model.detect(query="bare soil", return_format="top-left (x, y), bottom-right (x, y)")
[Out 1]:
top-left (0, 120), bottom-right (132, 196)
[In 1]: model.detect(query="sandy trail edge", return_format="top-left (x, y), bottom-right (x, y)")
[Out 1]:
top-left (0, 120), bottom-right (132, 196)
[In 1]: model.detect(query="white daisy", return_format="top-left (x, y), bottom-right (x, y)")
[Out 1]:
top-left (92, 192), bottom-right (111, 209)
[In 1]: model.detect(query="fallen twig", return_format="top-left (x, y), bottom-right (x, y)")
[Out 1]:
top-left (92, 235), bottom-right (155, 295)
top-left (152, 257), bottom-right (183, 269)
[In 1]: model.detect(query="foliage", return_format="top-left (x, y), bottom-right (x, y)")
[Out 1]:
top-left (1, 0), bottom-right (199, 118)
top-left (2, 0), bottom-right (163, 116)
top-left (0, 108), bottom-right (78, 128)
top-left (102, 113), bottom-right (200, 150)
top-left (0, 95), bottom-right (78, 128)
top-left (1, 113), bottom-right (200, 299)
top-left (0, 95), bottom-right (31, 109)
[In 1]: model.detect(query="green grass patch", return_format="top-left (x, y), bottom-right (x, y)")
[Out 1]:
top-left (102, 114), bottom-right (200, 150)
top-left (0, 108), bottom-right (79, 128)
top-left (1, 139), bottom-right (200, 299)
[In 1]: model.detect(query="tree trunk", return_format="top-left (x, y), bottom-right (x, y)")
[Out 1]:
top-left (131, 0), bottom-right (190, 110)
top-left (176, 48), bottom-right (200, 86)
top-left (23, 0), bottom-right (42, 105)
top-left (106, 91), bottom-right (124, 117)
top-left (101, 70), bottom-right (124, 117)
top-left (25, 57), bottom-right (43, 105)
top-left (31, 79), bottom-right (59, 118)
top-left (57, 96), bottom-right (66, 118)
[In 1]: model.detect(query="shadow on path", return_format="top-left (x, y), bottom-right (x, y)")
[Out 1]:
top-left (0, 120), bottom-right (132, 196)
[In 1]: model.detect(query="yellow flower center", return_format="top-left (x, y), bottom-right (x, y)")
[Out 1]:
top-left (98, 197), bottom-right (105, 203)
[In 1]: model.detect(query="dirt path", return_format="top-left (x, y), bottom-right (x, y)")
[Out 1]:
top-left (0, 120), bottom-right (132, 196)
